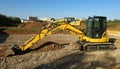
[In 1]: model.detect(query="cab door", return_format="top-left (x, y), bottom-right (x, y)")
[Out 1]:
top-left (86, 16), bottom-right (107, 39)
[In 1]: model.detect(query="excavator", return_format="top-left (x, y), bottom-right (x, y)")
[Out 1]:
top-left (50, 17), bottom-right (80, 26)
top-left (7, 16), bottom-right (116, 56)
top-left (64, 17), bottom-right (81, 26)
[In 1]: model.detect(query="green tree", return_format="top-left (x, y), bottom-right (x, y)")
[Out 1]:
top-left (0, 13), bottom-right (21, 26)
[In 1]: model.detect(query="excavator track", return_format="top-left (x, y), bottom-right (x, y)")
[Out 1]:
top-left (82, 42), bottom-right (116, 51)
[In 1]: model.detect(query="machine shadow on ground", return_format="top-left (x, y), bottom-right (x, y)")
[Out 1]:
top-left (34, 51), bottom-right (118, 69)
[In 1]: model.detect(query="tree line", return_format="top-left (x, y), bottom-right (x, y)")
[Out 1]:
top-left (81, 19), bottom-right (120, 25)
top-left (108, 19), bottom-right (120, 24)
top-left (0, 13), bottom-right (21, 26)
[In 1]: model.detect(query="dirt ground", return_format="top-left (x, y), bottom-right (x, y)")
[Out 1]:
top-left (108, 25), bottom-right (120, 31)
top-left (0, 23), bottom-right (120, 69)
top-left (0, 33), bottom-right (120, 69)
top-left (18, 22), bottom-right (49, 28)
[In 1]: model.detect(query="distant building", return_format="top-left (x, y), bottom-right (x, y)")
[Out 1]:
top-left (21, 19), bottom-right (24, 23)
top-left (40, 17), bottom-right (51, 21)
top-left (20, 16), bottom-right (38, 23)
top-left (21, 19), bottom-right (34, 23)
top-left (28, 16), bottom-right (38, 21)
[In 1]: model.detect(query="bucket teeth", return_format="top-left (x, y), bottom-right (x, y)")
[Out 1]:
top-left (5, 45), bottom-right (22, 57)
top-left (11, 45), bottom-right (22, 55)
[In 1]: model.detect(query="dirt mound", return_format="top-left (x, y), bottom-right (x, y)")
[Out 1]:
top-left (3, 22), bottom-right (86, 34)
top-left (108, 25), bottom-right (120, 31)
top-left (18, 22), bottom-right (49, 28)
top-left (4, 29), bottom-right (72, 34)
top-left (0, 33), bottom-right (120, 69)
top-left (0, 47), bottom-right (7, 57)
top-left (4, 30), bottom-right (40, 34)
top-left (1, 22), bottom-right (120, 69)
top-left (79, 23), bottom-right (86, 30)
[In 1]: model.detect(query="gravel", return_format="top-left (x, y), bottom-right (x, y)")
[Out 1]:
top-left (0, 34), bottom-right (120, 69)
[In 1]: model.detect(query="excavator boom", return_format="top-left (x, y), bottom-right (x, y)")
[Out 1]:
top-left (10, 21), bottom-right (84, 55)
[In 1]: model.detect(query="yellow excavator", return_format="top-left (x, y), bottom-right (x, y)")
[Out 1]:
top-left (64, 17), bottom-right (81, 26)
top-left (50, 17), bottom-right (80, 26)
top-left (9, 16), bottom-right (116, 55)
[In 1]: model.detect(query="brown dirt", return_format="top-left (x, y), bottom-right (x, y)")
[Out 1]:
top-left (3, 22), bottom-right (120, 34)
top-left (4, 30), bottom-right (40, 34)
top-left (0, 47), bottom-right (7, 57)
top-left (3, 22), bottom-right (49, 34)
top-left (4, 28), bottom-right (71, 34)
top-left (108, 25), bottom-right (120, 31)
top-left (1, 23), bottom-right (120, 69)
top-left (0, 33), bottom-right (120, 69)
top-left (3, 22), bottom-right (73, 34)
top-left (18, 22), bottom-right (49, 28)
top-left (79, 22), bottom-right (86, 30)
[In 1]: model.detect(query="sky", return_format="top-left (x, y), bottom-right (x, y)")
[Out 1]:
top-left (0, 0), bottom-right (120, 20)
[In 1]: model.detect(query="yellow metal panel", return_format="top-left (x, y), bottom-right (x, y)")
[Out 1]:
top-left (19, 29), bottom-right (49, 51)
top-left (83, 32), bottom-right (109, 43)
top-left (83, 36), bottom-right (108, 42)
top-left (70, 21), bottom-right (80, 26)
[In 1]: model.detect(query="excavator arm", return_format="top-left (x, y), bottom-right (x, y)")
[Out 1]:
top-left (19, 29), bottom-right (49, 51)
top-left (11, 21), bottom-right (84, 54)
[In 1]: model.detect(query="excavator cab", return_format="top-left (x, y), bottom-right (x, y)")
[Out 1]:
top-left (82, 16), bottom-right (116, 51)
top-left (86, 16), bottom-right (107, 38)
top-left (65, 17), bottom-right (76, 23)
top-left (65, 17), bottom-right (81, 26)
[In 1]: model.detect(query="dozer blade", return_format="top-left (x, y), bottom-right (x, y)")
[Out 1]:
top-left (5, 45), bottom-right (22, 57)
top-left (82, 42), bottom-right (116, 51)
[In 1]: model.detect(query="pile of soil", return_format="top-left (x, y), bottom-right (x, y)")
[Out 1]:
top-left (79, 23), bottom-right (86, 30)
top-left (4, 30), bottom-right (40, 34)
top-left (4, 29), bottom-right (72, 34)
top-left (1, 22), bottom-right (120, 69)
top-left (2, 22), bottom-right (49, 34)
top-left (0, 47), bottom-right (7, 57)
top-left (18, 22), bottom-right (49, 28)
top-left (108, 25), bottom-right (120, 31)
top-left (4, 22), bottom-right (76, 34)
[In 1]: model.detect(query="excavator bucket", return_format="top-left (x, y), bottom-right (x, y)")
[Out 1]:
top-left (5, 45), bottom-right (22, 57)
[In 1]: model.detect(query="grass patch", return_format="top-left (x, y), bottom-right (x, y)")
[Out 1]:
top-left (0, 27), bottom-right (42, 31)
top-left (6, 27), bottom-right (42, 31)
top-left (107, 23), bottom-right (120, 27)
